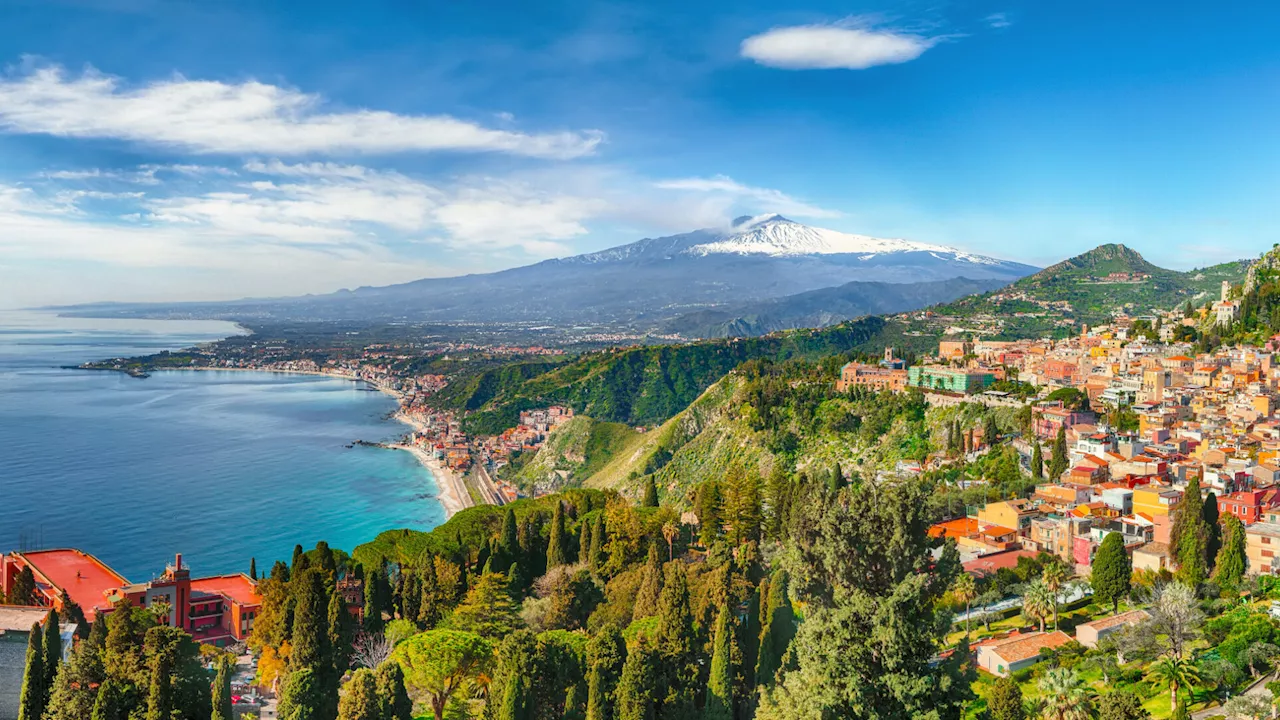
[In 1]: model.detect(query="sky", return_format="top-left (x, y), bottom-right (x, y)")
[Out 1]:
top-left (2, 0), bottom-right (1280, 307)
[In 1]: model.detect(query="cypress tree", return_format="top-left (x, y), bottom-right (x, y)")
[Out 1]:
top-left (1091, 531), bottom-right (1131, 614)
top-left (740, 580), bottom-right (764, 692)
top-left (1213, 513), bottom-right (1247, 594)
top-left (547, 500), bottom-right (570, 569)
top-left (499, 508), bottom-right (520, 572)
top-left (337, 668), bottom-right (381, 720)
top-left (292, 544), bottom-right (306, 572)
top-left (250, 557), bottom-right (257, 580)
top-left (212, 658), bottom-right (234, 720)
top-left (1202, 492), bottom-right (1222, 571)
top-left (418, 558), bottom-right (441, 629)
top-left (585, 625), bottom-right (626, 720)
top-left (1049, 426), bottom-right (1069, 479)
top-left (17, 622), bottom-right (45, 720)
top-left (1171, 476), bottom-right (1209, 586)
top-left (984, 413), bottom-right (1000, 447)
top-left (578, 520), bottom-right (592, 565)
top-left (1031, 441), bottom-right (1043, 479)
top-left (705, 606), bottom-right (734, 720)
top-left (632, 544), bottom-right (663, 620)
top-left (642, 475), bottom-right (659, 508)
top-left (43, 608), bottom-right (62, 704)
top-left (90, 678), bottom-right (125, 720)
top-left (46, 613), bottom-right (107, 720)
top-left (400, 570), bottom-right (420, 624)
top-left (292, 567), bottom-right (338, 720)
top-left (144, 628), bottom-right (179, 720)
top-left (518, 516), bottom-right (544, 583)
top-left (375, 661), bottom-right (414, 720)
top-left (986, 677), bottom-right (1025, 720)
top-left (278, 667), bottom-right (322, 720)
top-left (756, 570), bottom-right (796, 687)
top-left (363, 569), bottom-right (386, 635)
top-left (496, 670), bottom-right (530, 720)
top-left (328, 585), bottom-right (354, 674)
top-left (615, 637), bottom-right (658, 720)
top-left (654, 563), bottom-right (697, 717)
top-left (589, 515), bottom-right (606, 570)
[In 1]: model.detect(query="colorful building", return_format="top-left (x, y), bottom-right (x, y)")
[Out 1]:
top-left (1, 550), bottom-right (260, 647)
top-left (836, 362), bottom-right (908, 393)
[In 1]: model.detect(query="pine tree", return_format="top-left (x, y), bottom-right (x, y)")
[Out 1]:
top-left (1031, 441), bottom-right (1044, 479)
top-left (1171, 476), bottom-right (1209, 587)
top-left (1202, 492), bottom-right (1221, 572)
top-left (1213, 514), bottom-right (1247, 594)
top-left (375, 662), bottom-right (414, 720)
top-left (755, 569), bottom-right (796, 687)
top-left (632, 544), bottom-right (663, 620)
top-left (589, 514), bottom-right (606, 570)
top-left (337, 668), bottom-right (381, 720)
top-left (250, 557), bottom-right (257, 580)
top-left (642, 475), bottom-right (659, 507)
top-left (1091, 531), bottom-right (1131, 614)
top-left (547, 500), bottom-right (570, 569)
top-left (585, 625), bottom-right (626, 720)
top-left (58, 590), bottom-right (90, 640)
top-left (43, 608), bottom-right (62, 705)
top-left (11, 566), bottom-right (37, 606)
top-left (705, 606), bottom-right (734, 720)
top-left (695, 481), bottom-right (723, 546)
top-left (212, 658), bottom-right (234, 720)
top-left (986, 677), bottom-right (1025, 720)
top-left (328, 584), bottom-right (354, 675)
top-left (1049, 426), bottom-right (1069, 479)
top-left (614, 637), bottom-right (657, 720)
top-left (17, 622), bottom-right (45, 720)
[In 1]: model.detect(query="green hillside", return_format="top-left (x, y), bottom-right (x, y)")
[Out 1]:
top-left (448, 315), bottom-right (890, 434)
top-left (502, 416), bottom-right (643, 495)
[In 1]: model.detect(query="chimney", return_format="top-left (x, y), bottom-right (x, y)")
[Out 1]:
top-left (175, 553), bottom-right (182, 571)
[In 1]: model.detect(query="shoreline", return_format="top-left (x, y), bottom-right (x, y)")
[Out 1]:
top-left (142, 366), bottom-right (473, 518)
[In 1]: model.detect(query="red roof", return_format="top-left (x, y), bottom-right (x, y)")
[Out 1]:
top-left (189, 574), bottom-right (260, 608)
top-left (17, 549), bottom-right (129, 620)
top-left (963, 549), bottom-right (1038, 577)
top-left (929, 518), bottom-right (980, 539)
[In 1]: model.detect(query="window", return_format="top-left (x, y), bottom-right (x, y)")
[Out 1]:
top-left (1265, 537), bottom-right (1272, 545)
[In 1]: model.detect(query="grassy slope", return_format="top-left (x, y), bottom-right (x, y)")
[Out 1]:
top-left (510, 416), bottom-right (642, 494)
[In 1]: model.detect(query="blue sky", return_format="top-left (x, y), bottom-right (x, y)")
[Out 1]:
top-left (2, 0), bottom-right (1279, 306)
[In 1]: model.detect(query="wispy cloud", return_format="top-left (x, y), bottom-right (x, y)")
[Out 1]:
top-left (654, 175), bottom-right (840, 219)
top-left (0, 64), bottom-right (604, 159)
top-left (985, 13), bottom-right (1012, 29)
top-left (741, 20), bottom-right (938, 71)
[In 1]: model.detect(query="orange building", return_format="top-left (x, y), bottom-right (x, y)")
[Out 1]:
top-left (836, 362), bottom-right (908, 392)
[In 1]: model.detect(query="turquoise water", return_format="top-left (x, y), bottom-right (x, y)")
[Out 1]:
top-left (0, 311), bottom-right (445, 581)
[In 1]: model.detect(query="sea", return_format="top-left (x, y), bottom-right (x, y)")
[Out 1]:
top-left (0, 310), bottom-right (446, 582)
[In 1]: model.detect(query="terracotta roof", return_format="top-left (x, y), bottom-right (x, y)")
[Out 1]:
top-left (1135, 541), bottom-right (1171, 557)
top-left (929, 517), bottom-right (980, 539)
top-left (1077, 609), bottom-right (1149, 633)
top-left (989, 631), bottom-right (1072, 663)
top-left (189, 574), bottom-right (260, 607)
top-left (15, 549), bottom-right (129, 620)
top-left (963, 549), bottom-right (1038, 576)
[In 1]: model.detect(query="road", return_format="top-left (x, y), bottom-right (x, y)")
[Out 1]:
top-left (953, 584), bottom-right (1092, 624)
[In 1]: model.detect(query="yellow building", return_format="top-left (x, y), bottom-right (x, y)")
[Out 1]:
top-left (1245, 522), bottom-right (1280, 576)
top-left (977, 499), bottom-right (1039, 533)
top-left (1132, 486), bottom-right (1181, 518)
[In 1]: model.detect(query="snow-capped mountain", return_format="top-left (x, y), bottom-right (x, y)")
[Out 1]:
top-left (684, 214), bottom-right (1000, 264)
top-left (61, 215), bottom-right (1037, 331)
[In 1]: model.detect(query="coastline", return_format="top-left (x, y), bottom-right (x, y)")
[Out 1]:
top-left (144, 366), bottom-right (473, 518)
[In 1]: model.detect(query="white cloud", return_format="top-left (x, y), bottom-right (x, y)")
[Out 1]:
top-left (654, 175), bottom-right (841, 219)
top-left (741, 22), bottom-right (937, 70)
top-left (0, 64), bottom-right (603, 159)
top-left (985, 13), bottom-right (1012, 29)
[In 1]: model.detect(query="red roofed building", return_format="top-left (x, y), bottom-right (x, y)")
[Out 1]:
top-left (962, 549), bottom-right (1039, 578)
top-left (1219, 489), bottom-right (1280, 525)
top-left (1, 550), bottom-right (259, 647)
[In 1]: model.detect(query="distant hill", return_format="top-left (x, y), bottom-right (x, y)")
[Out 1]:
top-left (662, 276), bottom-right (1008, 338)
top-left (53, 215), bottom-right (1035, 330)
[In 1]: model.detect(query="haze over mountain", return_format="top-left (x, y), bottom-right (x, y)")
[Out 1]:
top-left (57, 215), bottom-right (1037, 330)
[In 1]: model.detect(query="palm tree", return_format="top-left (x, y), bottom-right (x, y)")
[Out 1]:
top-left (1021, 579), bottom-right (1055, 633)
top-left (1041, 562), bottom-right (1070, 630)
top-left (953, 573), bottom-right (977, 639)
top-left (1145, 654), bottom-right (1202, 714)
top-left (1037, 667), bottom-right (1095, 720)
